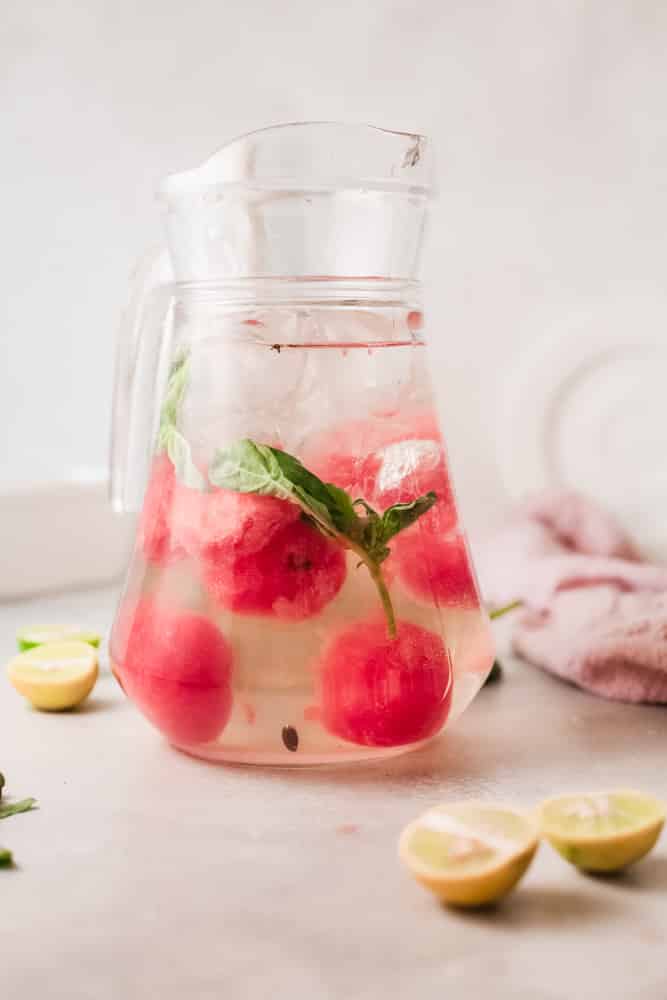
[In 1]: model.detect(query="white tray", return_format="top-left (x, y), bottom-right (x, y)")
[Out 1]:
top-left (0, 475), bottom-right (135, 599)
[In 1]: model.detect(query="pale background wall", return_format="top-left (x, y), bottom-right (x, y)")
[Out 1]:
top-left (2, 0), bottom-right (666, 536)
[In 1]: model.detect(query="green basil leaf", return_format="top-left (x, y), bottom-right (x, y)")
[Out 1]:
top-left (0, 798), bottom-right (37, 820)
top-left (210, 440), bottom-right (290, 498)
top-left (165, 428), bottom-right (207, 492)
top-left (158, 349), bottom-right (190, 445)
top-left (377, 492), bottom-right (437, 545)
top-left (157, 350), bottom-right (207, 492)
top-left (209, 441), bottom-right (356, 537)
top-left (268, 449), bottom-right (358, 533)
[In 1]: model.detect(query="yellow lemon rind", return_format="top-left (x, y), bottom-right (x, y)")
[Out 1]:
top-left (7, 641), bottom-right (99, 712)
top-left (399, 802), bottom-right (540, 908)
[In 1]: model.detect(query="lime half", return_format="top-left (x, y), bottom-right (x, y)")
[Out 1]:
top-left (7, 641), bottom-right (99, 711)
top-left (17, 625), bottom-right (101, 652)
top-left (539, 790), bottom-right (665, 873)
top-left (399, 802), bottom-right (539, 907)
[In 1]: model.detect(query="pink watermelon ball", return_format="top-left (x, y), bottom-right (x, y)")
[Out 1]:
top-left (303, 410), bottom-right (457, 537)
top-left (304, 410), bottom-right (441, 486)
top-left (141, 466), bottom-right (299, 564)
top-left (189, 491), bottom-right (301, 559)
top-left (395, 530), bottom-right (478, 608)
top-left (373, 444), bottom-right (456, 537)
top-left (201, 510), bottom-right (347, 620)
top-left (319, 620), bottom-right (453, 747)
top-left (137, 455), bottom-right (182, 565)
top-left (304, 417), bottom-right (385, 496)
top-left (112, 598), bottom-right (234, 745)
top-left (137, 454), bottom-right (206, 566)
top-left (370, 412), bottom-right (456, 537)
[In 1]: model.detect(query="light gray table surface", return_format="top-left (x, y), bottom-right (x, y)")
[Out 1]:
top-left (1, 585), bottom-right (666, 1000)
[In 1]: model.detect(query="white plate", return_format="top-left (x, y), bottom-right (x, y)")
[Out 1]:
top-left (495, 295), bottom-right (667, 560)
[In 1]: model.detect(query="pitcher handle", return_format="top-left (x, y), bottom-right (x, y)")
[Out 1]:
top-left (109, 249), bottom-right (175, 513)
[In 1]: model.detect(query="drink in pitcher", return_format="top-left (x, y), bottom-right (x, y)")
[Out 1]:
top-left (111, 293), bottom-right (493, 763)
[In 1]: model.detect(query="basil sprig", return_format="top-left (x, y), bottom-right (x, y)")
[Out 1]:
top-left (209, 439), bottom-right (436, 637)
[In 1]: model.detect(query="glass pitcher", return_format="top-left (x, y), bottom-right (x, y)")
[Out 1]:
top-left (109, 122), bottom-right (494, 765)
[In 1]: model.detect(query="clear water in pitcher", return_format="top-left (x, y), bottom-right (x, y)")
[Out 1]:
top-left (110, 300), bottom-right (494, 764)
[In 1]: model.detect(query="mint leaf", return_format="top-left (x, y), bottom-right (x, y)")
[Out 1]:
top-left (0, 798), bottom-right (37, 820)
top-left (209, 439), bottom-right (438, 638)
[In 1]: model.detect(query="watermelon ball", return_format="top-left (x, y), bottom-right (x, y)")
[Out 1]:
top-left (112, 598), bottom-right (234, 745)
top-left (303, 411), bottom-right (456, 537)
top-left (395, 530), bottom-right (478, 608)
top-left (201, 505), bottom-right (347, 620)
top-left (303, 417), bottom-right (385, 497)
top-left (319, 620), bottom-right (453, 747)
top-left (137, 454), bottom-right (205, 566)
top-left (190, 491), bottom-right (301, 560)
top-left (137, 455), bottom-right (180, 565)
top-left (372, 437), bottom-right (456, 539)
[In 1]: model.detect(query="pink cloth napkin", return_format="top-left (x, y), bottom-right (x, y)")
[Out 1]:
top-left (474, 491), bottom-right (667, 703)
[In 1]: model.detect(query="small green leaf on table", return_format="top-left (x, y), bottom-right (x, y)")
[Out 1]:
top-left (0, 798), bottom-right (37, 820)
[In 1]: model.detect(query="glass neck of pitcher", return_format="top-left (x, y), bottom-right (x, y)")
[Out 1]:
top-left (170, 277), bottom-right (425, 348)
top-left (171, 276), bottom-right (422, 311)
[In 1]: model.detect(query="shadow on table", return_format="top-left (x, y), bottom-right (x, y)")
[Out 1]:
top-left (66, 696), bottom-right (120, 715)
top-left (174, 715), bottom-right (659, 793)
top-left (447, 884), bottom-right (625, 930)
top-left (240, 667), bottom-right (667, 791)
top-left (163, 664), bottom-right (667, 794)
top-left (585, 853), bottom-right (667, 893)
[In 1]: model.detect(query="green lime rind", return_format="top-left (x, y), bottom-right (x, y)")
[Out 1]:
top-left (17, 626), bottom-right (102, 652)
top-left (539, 790), bottom-right (665, 873)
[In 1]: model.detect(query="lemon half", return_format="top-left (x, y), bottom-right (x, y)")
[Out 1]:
top-left (399, 801), bottom-right (539, 907)
top-left (539, 790), bottom-right (665, 873)
top-left (17, 625), bottom-right (101, 652)
top-left (7, 641), bottom-right (99, 711)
